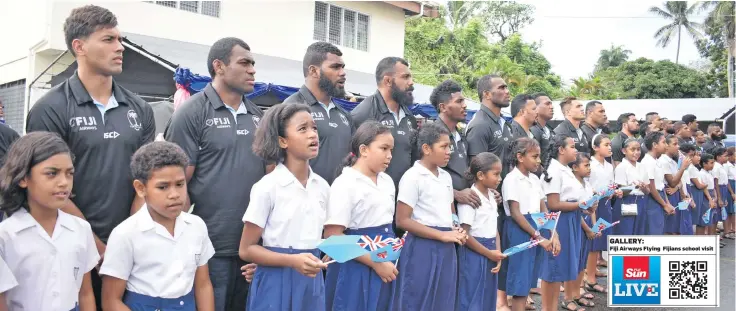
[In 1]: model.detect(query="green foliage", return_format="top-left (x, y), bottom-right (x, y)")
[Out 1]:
top-left (648, 1), bottom-right (703, 64)
top-left (595, 44), bottom-right (632, 72)
top-left (596, 58), bottom-right (710, 99)
top-left (697, 17), bottom-right (729, 97)
top-left (404, 15), bottom-right (562, 100)
top-left (481, 2), bottom-right (536, 42)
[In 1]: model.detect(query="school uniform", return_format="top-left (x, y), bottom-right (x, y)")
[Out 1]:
top-left (726, 162), bottom-right (736, 215)
top-left (641, 153), bottom-right (667, 235)
top-left (659, 155), bottom-right (682, 234)
top-left (0, 256), bottom-right (17, 294)
top-left (457, 185), bottom-right (499, 311)
top-left (540, 159), bottom-right (583, 282)
top-left (499, 167), bottom-right (545, 296)
top-left (578, 181), bottom-right (595, 273)
top-left (613, 160), bottom-right (647, 235)
top-left (590, 157), bottom-right (614, 250)
top-left (392, 161), bottom-right (456, 310)
top-left (99, 206), bottom-right (215, 311)
top-left (242, 163), bottom-right (330, 311)
top-left (701, 169), bottom-right (717, 226)
top-left (326, 167), bottom-right (396, 311)
top-left (680, 165), bottom-right (696, 235)
top-left (714, 162), bottom-right (729, 222)
top-left (0, 209), bottom-right (99, 311)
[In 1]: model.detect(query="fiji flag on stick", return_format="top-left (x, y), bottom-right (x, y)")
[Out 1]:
top-left (502, 240), bottom-right (542, 256)
top-left (677, 199), bottom-right (691, 211)
top-left (591, 218), bottom-right (619, 234)
top-left (530, 211), bottom-right (561, 230)
top-left (317, 235), bottom-right (369, 264)
top-left (702, 209), bottom-right (712, 225)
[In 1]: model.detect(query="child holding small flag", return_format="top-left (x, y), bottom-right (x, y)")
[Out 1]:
top-left (500, 138), bottom-right (558, 311)
top-left (323, 121), bottom-right (398, 311)
top-left (393, 122), bottom-right (467, 311)
top-left (613, 138), bottom-right (649, 236)
top-left (457, 152), bottom-right (507, 311)
top-left (659, 135), bottom-right (690, 235)
top-left (539, 136), bottom-right (586, 311)
top-left (679, 144), bottom-right (700, 235)
top-left (570, 153), bottom-right (598, 309)
top-left (700, 154), bottom-right (718, 237)
top-left (713, 147), bottom-right (733, 242)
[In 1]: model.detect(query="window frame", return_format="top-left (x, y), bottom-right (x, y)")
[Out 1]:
top-left (313, 1), bottom-right (371, 52)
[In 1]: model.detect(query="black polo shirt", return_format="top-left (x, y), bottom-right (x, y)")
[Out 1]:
top-left (436, 118), bottom-right (469, 190)
top-left (510, 120), bottom-right (534, 140)
top-left (639, 137), bottom-right (648, 162)
top-left (611, 131), bottom-right (632, 163)
top-left (351, 91), bottom-right (418, 188)
top-left (282, 86), bottom-right (354, 184)
top-left (531, 122), bottom-right (554, 167)
top-left (26, 72), bottom-right (155, 241)
top-left (466, 105), bottom-right (513, 176)
top-left (554, 119), bottom-right (589, 153)
top-left (0, 124), bottom-right (19, 167)
top-left (164, 83), bottom-right (265, 257)
top-left (702, 138), bottom-right (725, 155)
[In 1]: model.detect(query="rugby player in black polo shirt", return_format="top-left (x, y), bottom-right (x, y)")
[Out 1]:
top-left (581, 101), bottom-right (607, 144)
top-left (553, 97), bottom-right (589, 153)
top-left (675, 121), bottom-right (693, 147)
top-left (25, 6), bottom-right (155, 309)
top-left (531, 93), bottom-right (555, 171)
top-left (509, 94), bottom-right (537, 140)
top-left (465, 75), bottom-right (513, 169)
top-left (611, 113), bottom-right (639, 167)
top-left (430, 80), bottom-right (482, 208)
top-left (165, 37), bottom-right (265, 311)
top-left (282, 42), bottom-right (353, 184)
top-left (703, 123), bottom-right (727, 154)
top-left (682, 114), bottom-right (698, 143)
top-left (352, 57), bottom-right (418, 189)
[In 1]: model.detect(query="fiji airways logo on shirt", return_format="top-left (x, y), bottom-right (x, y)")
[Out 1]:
top-left (611, 256), bottom-right (661, 306)
top-left (381, 120), bottom-right (396, 128)
top-left (205, 118), bottom-right (231, 129)
top-left (493, 129), bottom-right (502, 138)
top-left (69, 116), bottom-right (98, 131)
top-left (311, 111), bottom-right (325, 121)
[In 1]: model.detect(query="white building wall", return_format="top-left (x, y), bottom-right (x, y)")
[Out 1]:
top-left (43, 1), bottom-right (406, 74)
top-left (0, 0), bottom-right (51, 84)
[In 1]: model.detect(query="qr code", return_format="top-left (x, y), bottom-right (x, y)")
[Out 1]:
top-left (668, 261), bottom-right (708, 299)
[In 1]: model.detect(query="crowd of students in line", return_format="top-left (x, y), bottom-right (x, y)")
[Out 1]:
top-left (0, 4), bottom-right (734, 311)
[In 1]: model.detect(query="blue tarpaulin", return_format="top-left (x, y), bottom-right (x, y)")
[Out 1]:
top-left (174, 67), bottom-right (479, 121)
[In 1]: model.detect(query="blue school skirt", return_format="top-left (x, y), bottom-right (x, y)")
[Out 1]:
top-left (324, 260), bottom-right (339, 310)
top-left (592, 198), bottom-right (612, 251)
top-left (332, 224), bottom-right (396, 311)
top-left (123, 290), bottom-right (195, 311)
top-left (247, 247), bottom-right (325, 311)
top-left (711, 188), bottom-right (723, 224)
top-left (579, 214), bottom-right (593, 273)
top-left (695, 189), bottom-right (711, 227)
top-left (613, 195), bottom-right (646, 235)
top-left (457, 237), bottom-right (498, 311)
top-left (722, 184), bottom-right (735, 215)
top-left (540, 209), bottom-right (581, 282)
top-left (393, 227), bottom-right (457, 311)
top-left (500, 214), bottom-right (538, 297)
top-left (664, 191), bottom-right (682, 234)
top-left (646, 190), bottom-right (666, 235)
top-left (729, 180), bottom-right (736, 214)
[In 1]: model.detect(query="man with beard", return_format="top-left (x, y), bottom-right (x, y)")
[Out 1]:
top-left (703, 123), bottom-right (727, 154)
top-left (554, 97), bottom-right (589, 152)
top-left (25, 6), bottom-right (156, 309)
top-left (675, 121), bottom-right (693, 147)
top-left (531, 93), bottom-right (555, 171)
top-left (165, 37), bottom-right (264, 311)
top-left (510, 94), bottom-right (537, 140)
top-left (283, 42), bottom-right (353, 184)
top-left (465, 75), bottom-right (513, 171)
top-left (611, 113), bottom-right (639, 167)
top-left (352, 57), bottom-right (418, 189)
top-left (430, 79), bottom-right (482, 208)
top-left (646, 112), bottom-right (662, 132)
top-left (662, 118), bottom-right (675, 134)
top-left (682, 114), bottom-right (698, 142)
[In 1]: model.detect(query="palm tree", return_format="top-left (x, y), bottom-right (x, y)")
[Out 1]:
top-left (595, 44), bottom-right (632, 71)
top-left (700, 1), bottom-right (735, 97)
top-left (649, 1), bottom-right (703, 64)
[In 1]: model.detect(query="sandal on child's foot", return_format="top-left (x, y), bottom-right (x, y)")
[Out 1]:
top-left (585, 280), bottom-right (608, 293)
top-left (561, 299), bottom-right (585, 311)
top-left (579, 289), bottom-right (594, 300)
top-left (575, 296), bottom-right (595, 307)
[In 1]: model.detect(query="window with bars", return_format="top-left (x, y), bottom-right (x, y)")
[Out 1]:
top-left (313, 2), bottom-right (370, 52)
top-left (146, 1), bottom-right (220, 18)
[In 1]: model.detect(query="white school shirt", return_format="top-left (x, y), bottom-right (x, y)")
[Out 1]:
top-left (0, 209), bottom-right (98, 311)
top-left (685, 164), bottom-right (700, 186)
top-left (725, 162), bottom-right (736, 180)
top-left (502, 167), bottom-right (545, 216)
top-left (701, 169), bottom-right (716, 190)
top-left (713, 162), bottom-right (728, 185)
top-left (243, 163), bottom-right (330, 248)
top-left (0, 256), bottom-right (17, 294)
top-left (458, 185), bottom-right (498, 238)
top-left (543, 159), bottom-right (584, 202)
top-left (99, 205), bottom-right (215, 299)
top-left (325, 167), bottom-right (395, 230)
top-left (397, 161), bottom-right (454, 228)
top-left (614, 160), bottom-right (645, 196)
top-left (590, 157), bottom-right (615, 191)
top-left (641, 153), bottom-right (666, 191)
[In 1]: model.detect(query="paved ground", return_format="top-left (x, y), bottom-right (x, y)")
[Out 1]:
top-left (526, 238), bottom-right (735, 310)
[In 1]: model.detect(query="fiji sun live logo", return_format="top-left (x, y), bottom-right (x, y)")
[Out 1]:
top-left (611, 256), bottom-right (661, 306)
